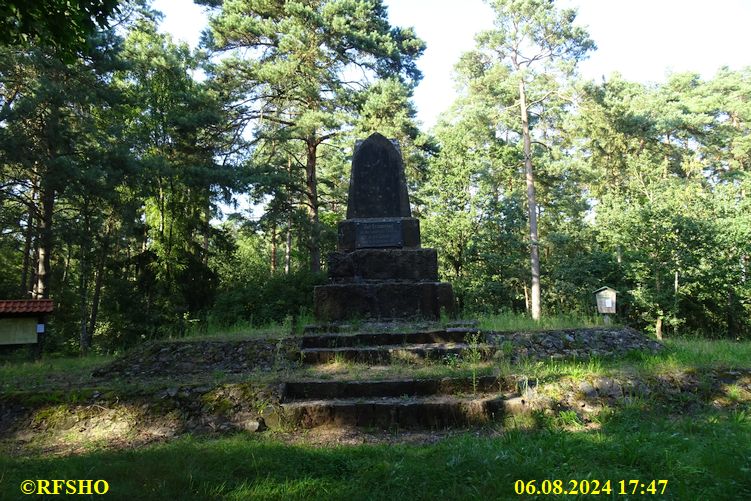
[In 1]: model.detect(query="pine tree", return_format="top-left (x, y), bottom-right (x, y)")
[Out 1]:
top-left (204, 0), bottom-right (424, 272)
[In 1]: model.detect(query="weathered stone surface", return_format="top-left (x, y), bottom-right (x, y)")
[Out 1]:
top-left (301, 320), bottom-right (478, 335)
top-left (300, 343), bottom-right (480, 364)
top-left (242, 417), bottom-right (267, 432)
top-left (314, 281), bottom-right (455, 321)
top-left (315, 132), bottom-right (453, 321)
top-left (281, 395), bottom-right (505, 429)
top-left (328, 248), bottom-right (438, 281)
top-left (91, 338), bottom-right (300, 378)
top-left (593, 377), bottom-right (623, 399)
top-left (4, 366), bottom-right (747, 442)
top-left (301, 328), bottom-right (474, 349)
top-left (578, 381), bottom-right (597, 399)
top-left (346, 133), bottom-right (411, 219)
top-left (284, 379), bottom-right (491, 401)
top-left (486, 327), bottom-right (663, 363)
top-left (337, 217), bottom-right (420, 252)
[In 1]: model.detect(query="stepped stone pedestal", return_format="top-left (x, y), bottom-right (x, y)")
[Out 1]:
top-left (284, 325), bottom-right (505, 429)
top-left (314, 133), bottom-right (455, 321)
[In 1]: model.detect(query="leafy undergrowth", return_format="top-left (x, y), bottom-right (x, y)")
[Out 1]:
top-left (0, 408), bottom-right (749, 500)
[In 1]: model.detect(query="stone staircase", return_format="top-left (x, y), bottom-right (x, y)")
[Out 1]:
top-left (282, 325), bottom-right (516, 429)
top-left (299, 326), bottom-right (483, 364)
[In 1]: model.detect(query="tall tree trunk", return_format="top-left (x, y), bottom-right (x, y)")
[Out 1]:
top-left (80, 212), bottom-right (92, 355)
top-left (284, 221), bottom-right (292, 275)
top-left (285, 157), bottom-right (293, 275)
top-left (61, 242), bottom-right (72, 286)
top-left (33, 181), bottom-right (55, 299)
top-left (305, 138), bottom-right (321, 273)
top-left (727, 287), bottom-right (739, 338)
top-left (79, 252), bottom-right (89, 355)
top-left (20, 188), bottom-right (36, 296)
top-left (29, 231), bottom-right (39, 295)
top-left (673, 270), bottom-right (679, 335)
top-left (166, 178), bottom-right (175, 278)
top-left (87, 231), bottom-right (109, 344)
top-left (519, 79), bottom-right (541, 321)
top-left (655, 316), bottom-right (663, 340)
top-left (523, 283), bottom-right (530, 313)
top-left (270, 222), bottom-right (277, 273)
top-left (158, 178), bottom-right (165, 236)
top-left (203, 200), bottom-right (210, 267)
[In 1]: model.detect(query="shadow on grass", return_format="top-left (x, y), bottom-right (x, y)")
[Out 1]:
top-left (1, 404), bottom-right (749, 500)
top-left (1, 336), bottom-right (750, 499)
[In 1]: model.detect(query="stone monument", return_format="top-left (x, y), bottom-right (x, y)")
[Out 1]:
top-left (314, 132), bottom-right (455, 320)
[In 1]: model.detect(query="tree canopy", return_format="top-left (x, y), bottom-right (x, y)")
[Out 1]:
top-left (0, 0), bottom-right (749, 355)
top-left (0, 0), bottom-right (120, 58)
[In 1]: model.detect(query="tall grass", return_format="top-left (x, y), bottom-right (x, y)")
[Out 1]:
top-left (181, 312), bottom-right (317, 340)
top-left (0, 355), bottom-right (111, 389)
top-left (181, 320), bottom-right (286, 340)
top-left (477, 310), bottom-right (607, 332)
top-left (627, 337), bottom-right (751, 373)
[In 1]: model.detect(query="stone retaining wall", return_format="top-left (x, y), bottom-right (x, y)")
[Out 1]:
top-left (93, 327), bottom-right (661, 378)
top-left (487, 327), bottom-right (663, 362)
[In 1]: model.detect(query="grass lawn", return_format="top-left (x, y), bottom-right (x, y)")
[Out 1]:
top-left (1, 318), bottom-right (750, 500)
top-left (0, 406), bottom-right (749, 500)
top-left (0, 354), bottom-right (113, 392)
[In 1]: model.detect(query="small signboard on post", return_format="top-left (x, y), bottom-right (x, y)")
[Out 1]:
top-left (594, 287), bottom-right (617, 324)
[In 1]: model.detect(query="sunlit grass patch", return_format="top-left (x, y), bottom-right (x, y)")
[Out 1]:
top-left (502, 356), bottom-right (608, 384)
top-left (662, 338), bottom-right (751, 368)
top-left (612, 338), bottom-right (751, 375)
top-left (477, 310), bottom-right (607, 332)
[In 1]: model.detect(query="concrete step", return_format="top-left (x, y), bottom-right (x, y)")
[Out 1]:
top-left (300, 342), bottom-right (491, 364)
top-left (281, 394), bottom-right (508, 429)
top-left (282, 375), bottom-right (502, 401)
top-left (301, 328), bottom-right (479, 349)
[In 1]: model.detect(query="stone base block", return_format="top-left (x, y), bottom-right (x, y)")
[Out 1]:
top-left (337, 217), bottom-right (420, 252)
top-left (314, 281), bottom-right (455, 321)
top-left (328, 248), bottom-right (438, 281)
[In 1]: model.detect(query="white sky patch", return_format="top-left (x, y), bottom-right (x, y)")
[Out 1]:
top-left (152, 0), bottom-right (207, 48)
top-left (383, 0), bottom-right (495, 128)
top-left (151, 0), bottom-right (751, 130)
top-left (561, 0), bottom-right (751, 84)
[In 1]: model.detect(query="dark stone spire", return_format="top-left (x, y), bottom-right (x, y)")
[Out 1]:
top-left (346, 132), bottom-right (411, 219)
top-left (314, 132), bottom-right (455, 321)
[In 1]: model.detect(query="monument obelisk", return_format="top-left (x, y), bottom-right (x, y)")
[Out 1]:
top-left (314, 133), bottom-right (455, 320)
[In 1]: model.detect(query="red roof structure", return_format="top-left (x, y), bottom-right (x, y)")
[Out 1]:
top-left (0, 299), bottom-right (54, 314)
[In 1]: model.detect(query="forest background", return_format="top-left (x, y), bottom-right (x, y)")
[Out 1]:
top-left (1, 0), bottom-right (750, 355)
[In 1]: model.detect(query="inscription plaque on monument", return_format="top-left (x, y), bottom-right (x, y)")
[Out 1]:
top-left (355, 220), bottom-right (403, 249)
